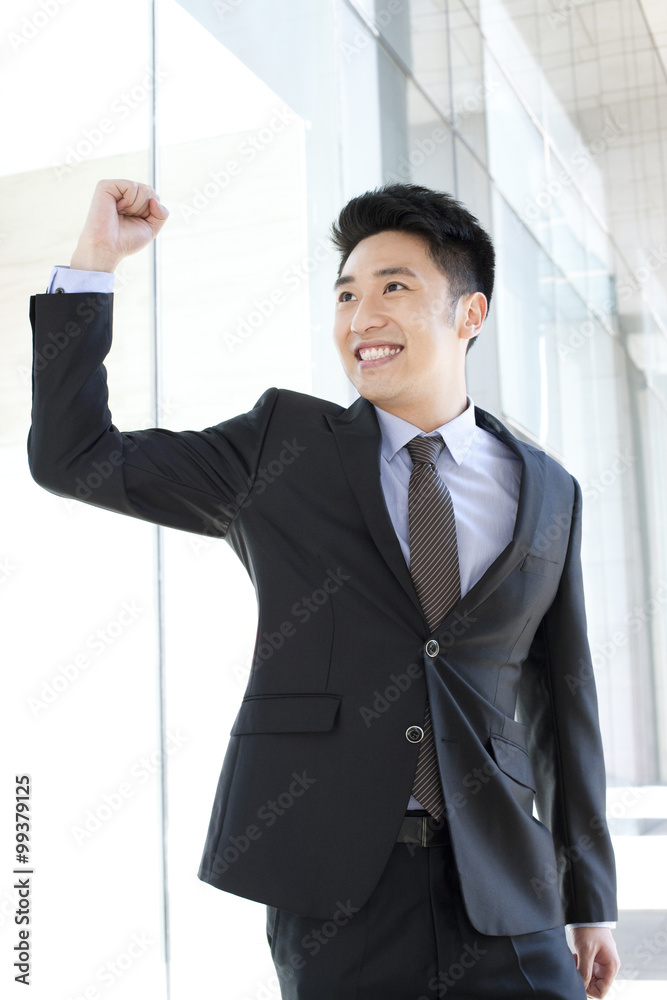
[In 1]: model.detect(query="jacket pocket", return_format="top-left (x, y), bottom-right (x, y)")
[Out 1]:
top-left (489, 734), bottom-right (537, 792)
top-left (230, 693), bottom-right (341, 735)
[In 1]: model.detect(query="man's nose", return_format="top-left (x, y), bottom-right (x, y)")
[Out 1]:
top-left (350, 295), bottom-right (387, 334)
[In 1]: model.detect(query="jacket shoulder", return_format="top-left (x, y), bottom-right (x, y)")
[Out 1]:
top-left (474, 405), bottom-right (576, 491)
top-left (271, 387), bottom-right (347, 422)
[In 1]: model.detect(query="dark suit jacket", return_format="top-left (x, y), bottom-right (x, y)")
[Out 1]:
top-left (28, 291), bottom-right (617, 935)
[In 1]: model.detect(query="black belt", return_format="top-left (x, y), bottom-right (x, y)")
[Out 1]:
top-left (397, 812), bottom-right (451, 847)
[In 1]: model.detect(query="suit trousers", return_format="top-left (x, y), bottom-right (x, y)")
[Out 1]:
top-left (266, 833), bottom-right (587, 999)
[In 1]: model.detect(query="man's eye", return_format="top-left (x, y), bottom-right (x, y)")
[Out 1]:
top-left (338, 291), bottom-right (356, 302)
top-left (385, 282), bottom-right (406, 293)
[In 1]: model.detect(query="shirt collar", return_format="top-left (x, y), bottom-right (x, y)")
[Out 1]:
top-left (374, 397), bottom-right (477, 467)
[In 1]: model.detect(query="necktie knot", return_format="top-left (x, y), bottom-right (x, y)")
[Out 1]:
top-left (407, 434), bottom-right (444, 468)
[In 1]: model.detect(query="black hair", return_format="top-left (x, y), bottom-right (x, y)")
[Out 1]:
top-left (330, 183), bottom-right (495, 351)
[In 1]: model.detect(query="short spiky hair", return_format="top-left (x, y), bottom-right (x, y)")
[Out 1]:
top-left (330, 184), bottom-right (495, 349)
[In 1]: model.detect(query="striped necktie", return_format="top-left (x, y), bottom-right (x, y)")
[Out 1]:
top-left (406, 434), bottom-right (461, 820)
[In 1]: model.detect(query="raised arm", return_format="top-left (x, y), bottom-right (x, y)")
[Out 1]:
top-left (28, 179), bottom-right (278, 539)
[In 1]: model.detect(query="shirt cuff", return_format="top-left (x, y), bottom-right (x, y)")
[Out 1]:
top-left (567, 922), bottom-right (617, 929)
top-left (47, 265), bottom-right (115, 294)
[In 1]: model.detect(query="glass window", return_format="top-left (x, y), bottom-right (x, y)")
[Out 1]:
top-left (382, 71), bottom-right (455, 191)
top-left (479, 0), bottom-right (544, 126)
top-left (484, 48), bottom-right (548, 237)
top-left (1, 0), bottom-right (164, 993)
top-left (449, 0), bottom-right (488, 161)
top-left (491, 189), bottom-right (562, 450)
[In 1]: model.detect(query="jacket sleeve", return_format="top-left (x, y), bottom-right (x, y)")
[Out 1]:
top-left (516, 477), bottom-right (618, 924)
top-left (28, 292), bottom-right (278, 537)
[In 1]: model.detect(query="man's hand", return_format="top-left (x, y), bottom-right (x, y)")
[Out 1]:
top-left (70, 179), bottom-right (169, 273)
top-left (571, 927), bottom-right (621, 998)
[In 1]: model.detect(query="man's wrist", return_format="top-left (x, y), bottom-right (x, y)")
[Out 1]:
top-left (70, 247), bottom-right (119, 273)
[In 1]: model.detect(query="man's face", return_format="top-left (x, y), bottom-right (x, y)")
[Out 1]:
top-left (332, 230), bottom-right (467, 414)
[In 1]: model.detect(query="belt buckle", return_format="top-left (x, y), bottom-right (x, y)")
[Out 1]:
top-left (421, 816), bottom-right (428, 848)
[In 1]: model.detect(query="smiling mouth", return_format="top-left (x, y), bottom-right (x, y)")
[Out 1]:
top-left (356, 345), bottom-right (404, 362)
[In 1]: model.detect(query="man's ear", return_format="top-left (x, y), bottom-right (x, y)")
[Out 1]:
top-left (459, 292), bottom-right (487, 344)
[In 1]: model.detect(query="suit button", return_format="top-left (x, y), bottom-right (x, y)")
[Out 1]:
top-left (406, 726), bottom-right (424, 743)
top-left (425, 639), bottom-right (439, 657)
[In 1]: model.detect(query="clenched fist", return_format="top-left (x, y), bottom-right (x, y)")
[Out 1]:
top-left (70, 179), bottom-right (169, 273)
top-left (570, 926), bottom-right (621, 998)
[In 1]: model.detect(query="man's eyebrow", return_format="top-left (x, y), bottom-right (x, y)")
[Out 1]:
top-left (333, 266), bottom-right (419, 291)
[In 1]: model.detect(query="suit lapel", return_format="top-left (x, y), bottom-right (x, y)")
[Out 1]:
top-left (326, 397), bottom-right (424, 618)
top-left (434, 407), bottom-right (548, 634)
top-left (327, 398), bottom-right (548, 634)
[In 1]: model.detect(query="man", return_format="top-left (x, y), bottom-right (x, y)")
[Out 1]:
top-left (29, 179), bottom-right (620, 998)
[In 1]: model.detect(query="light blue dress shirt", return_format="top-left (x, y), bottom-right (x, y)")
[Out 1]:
top-left (48, 265), bottom-right (115, 294)
top-left (374, 401), bottom-right (522, 596)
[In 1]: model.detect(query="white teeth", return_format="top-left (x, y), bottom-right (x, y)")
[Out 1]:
top-left (359, 346), bottom-right (401, 361)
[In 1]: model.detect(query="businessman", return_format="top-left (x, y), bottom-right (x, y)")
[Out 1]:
top-left (29, 179), bottom-right (620, 998)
